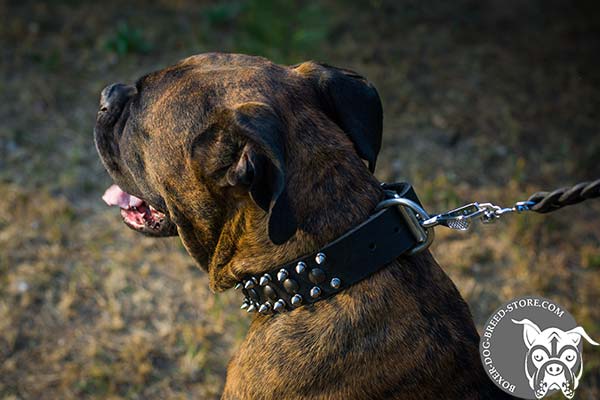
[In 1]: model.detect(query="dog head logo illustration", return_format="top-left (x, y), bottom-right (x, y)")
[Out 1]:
top-left (512, 319), bottom-right (599, 399)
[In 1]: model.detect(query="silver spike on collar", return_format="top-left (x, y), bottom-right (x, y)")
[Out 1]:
top-left (235, 252), bottom-right (343, 315)
top-left (233, 182), bottom-right (429, 316)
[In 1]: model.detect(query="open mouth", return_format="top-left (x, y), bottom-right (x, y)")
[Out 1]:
top-left (102, 184), bottom-right (177, 236)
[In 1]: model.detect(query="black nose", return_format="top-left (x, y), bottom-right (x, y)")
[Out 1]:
top-left (99, 83), bottom-right (136, 112)
top-left (545, 363), bottom-right (564, 376)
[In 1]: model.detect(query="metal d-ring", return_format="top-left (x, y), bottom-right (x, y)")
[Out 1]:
top-left (375, 198), bottom-right (435, 255)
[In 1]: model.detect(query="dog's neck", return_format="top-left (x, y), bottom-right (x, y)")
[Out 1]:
top-left (210, 135), bottom-right (384, 291)
top-left (220, 140), bottom-right (497, 399)
top-left (223, 230), bottom-right (492, 399)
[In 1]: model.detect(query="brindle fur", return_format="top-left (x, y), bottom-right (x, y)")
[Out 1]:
top-left (94, 53), bottom-right (514, 399)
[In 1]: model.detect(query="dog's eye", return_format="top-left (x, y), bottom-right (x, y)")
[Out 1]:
top-left (562, 349), bottom-right (577, 363)
top-left (532, 349), bottom-right (546, 363)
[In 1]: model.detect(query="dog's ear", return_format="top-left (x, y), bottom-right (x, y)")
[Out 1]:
top-left (222, 102), bottom-right (297, 245)
top-left (564, 326), bottom-right (600, 346)
top-left (294, 62), bottom-right (383, 172)
top-left (512, 319), bottom-right (542, 349)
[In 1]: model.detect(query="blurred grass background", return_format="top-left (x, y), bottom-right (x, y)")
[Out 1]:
top-left (1, 0), bottom-right (599, 398)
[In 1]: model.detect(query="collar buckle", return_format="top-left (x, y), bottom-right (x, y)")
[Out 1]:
top-left (374, 197), bottom-right (435, 255)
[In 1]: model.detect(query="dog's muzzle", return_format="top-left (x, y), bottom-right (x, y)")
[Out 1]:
top-left (533, 358), bottom-right (577, 399)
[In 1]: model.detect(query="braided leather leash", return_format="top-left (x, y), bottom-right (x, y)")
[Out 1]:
top-left (527, 179), bottom-right (600, 214)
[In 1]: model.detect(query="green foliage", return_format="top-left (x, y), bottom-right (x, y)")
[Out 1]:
top-left (104, 22), bottom-right (152, 57)
top-left (30, 49), bottom-right (61, 71)
top-left (586, 251), bottom-right (600, 269)
top-left (205, 2), bottom-right (243, 26)
top-left (204, 0), bottom-right (331, 64)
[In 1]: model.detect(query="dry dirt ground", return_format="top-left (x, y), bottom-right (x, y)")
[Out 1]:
top-left (1, 1), bottom-right (599, 399)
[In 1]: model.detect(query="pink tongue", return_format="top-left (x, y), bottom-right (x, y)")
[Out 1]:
top-left (102, 184), bottom-right (144, 209)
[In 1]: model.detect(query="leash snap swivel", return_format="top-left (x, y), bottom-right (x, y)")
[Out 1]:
top-left (377, 178), bottom-right (599, 255)
top-left (421, 200), bottom-right (537, 230)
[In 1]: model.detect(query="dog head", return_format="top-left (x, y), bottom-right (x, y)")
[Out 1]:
top-left (94, 53), bottom-right (383, 290)
top-left (512, 318), bottom-right (599, 399)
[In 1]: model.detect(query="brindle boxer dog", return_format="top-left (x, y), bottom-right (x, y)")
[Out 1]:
top-left (94, 53), bottom-right (514, 399)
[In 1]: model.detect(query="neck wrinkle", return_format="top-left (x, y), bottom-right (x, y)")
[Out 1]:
top-left (217, 158), bottom-right (384, 290)
top-left (291, 162), bottom-right (384, 250)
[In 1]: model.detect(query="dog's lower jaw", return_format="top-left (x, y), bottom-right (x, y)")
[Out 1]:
top-left (222, 252), bottom-right (513, 400)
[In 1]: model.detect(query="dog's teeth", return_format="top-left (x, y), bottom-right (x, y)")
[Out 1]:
top-left (277, 269), bottom-right (288, 282)
top-left (330, 278), bottom-right (341, 289)
top-left (295, 261), bottom-right (306, 274)
top-left (247, 304), bottom-right (257, 313)
top-left (291, 294), bottom-right (303, 306)
top-left (240, 302), bottom-right (249, 310)
top-left (273, 299), bottom-right (286, 312)
top-left (310, 286), bottom-right (321, 298)
top-left (244, 280), bottom-right (256, 289)
top-left (235, 282), bottom-right (243, 290)
top-left (259, 274), bottom-right (272, 286)
top-left (315, 253), bottom-right (326, 265)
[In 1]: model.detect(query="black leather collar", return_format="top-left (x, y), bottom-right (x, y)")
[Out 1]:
top-left (236, 182), bottom-right (424, 314)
